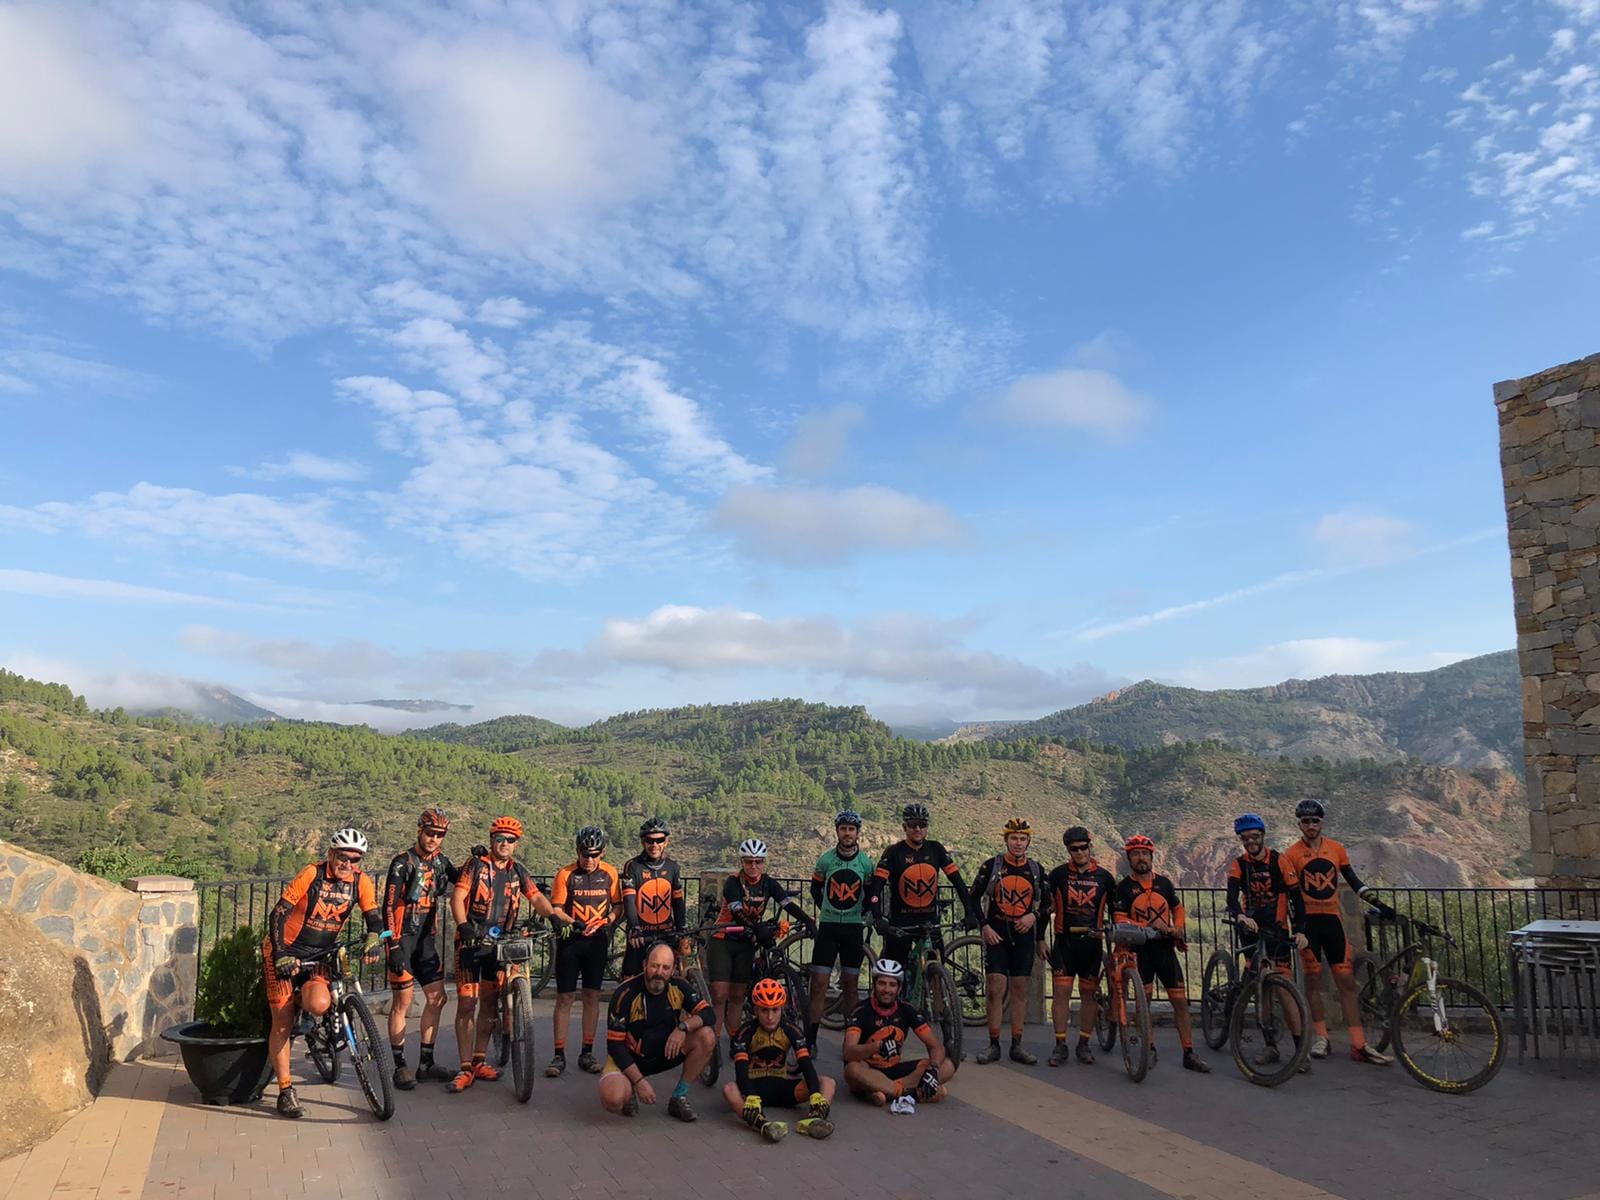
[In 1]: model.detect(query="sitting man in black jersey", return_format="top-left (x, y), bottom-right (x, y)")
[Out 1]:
top-left (842, 958), bottom-right (955, 1110)
top-left (600, 942), bottom-right (718, 1121)
top-left (722, 977), bottom-right (836, 1143)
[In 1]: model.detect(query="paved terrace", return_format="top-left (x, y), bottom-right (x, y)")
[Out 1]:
top-left (6, 999), bottom-right (1598, 1200)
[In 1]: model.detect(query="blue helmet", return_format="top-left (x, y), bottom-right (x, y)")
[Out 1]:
top-left (835, 810), bottom-right (862, 828)
top-left (1233, 813), bottom-right (1266, 835)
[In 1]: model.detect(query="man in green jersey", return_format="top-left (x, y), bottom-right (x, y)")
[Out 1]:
top-left (806, 810), bottom-right (873, 1049)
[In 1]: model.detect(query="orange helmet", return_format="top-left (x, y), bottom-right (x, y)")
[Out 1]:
top-left (750, 978), bottom-right (788, 1010)
top-left (418, 807), bottom-right (449, 831)
top-left (1123, 834), bottom-right (1155, 854)
top-left (491, 816), bottom-right (523, 838)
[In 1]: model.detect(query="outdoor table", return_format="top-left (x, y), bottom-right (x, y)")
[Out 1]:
top-left (1509, 919), bottom-right (1600, 1066)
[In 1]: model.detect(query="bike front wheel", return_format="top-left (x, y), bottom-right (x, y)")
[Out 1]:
top-left (923, 961), bottom-right (964, 1066)
top-left (1119, 968), bottom-right (1151, 1083)
top-left (1199, 949), bottom-right (1237, 1051)
top-left (529, 937), bottom-right (556, 999)
top-left (1228, 973), bottom-right (1311, 1088)
top-left (1392, 976), bottom-right (1504, 1094)
top-left (940, 935), bottom-right (990, 1027)
top-left (342, 993), bottom-right (396, 1120)
top-left (509, 976), bottom-right (535, 1103)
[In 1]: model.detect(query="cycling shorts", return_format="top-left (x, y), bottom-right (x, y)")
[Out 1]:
top-left (454, 943), bottom-right (504, 998)
top-left (602, 1046), bottom-right (685, 1079)
top-left (707, 937), bottom-right (756, 984)
top-left (387, 930), bottom-right (443, 989)
top-left (556, 931), bottom-right (610, 993)
top-left (880, 1058), bottom-right (929, 1083)
top-left (879, 932), bottom-right (923, 974)
top-left (262, 935), bottom-right (327, 1011)
top-left (1133, 941), bottom-right (1184, 990)
top-left (1050, 932), bottom-right (1103, 981)
top-left (983, 928), bottom-right (1037, 977)
top-left (743, 1076), bottom-right (811, 1107)
top-left (811, 923), bottom-right (866, 973)
top-left (1299, 913), bottom-right (1348, 969)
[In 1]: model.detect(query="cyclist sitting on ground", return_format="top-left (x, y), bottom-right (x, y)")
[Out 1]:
top-left (1226, 813), bottom-right (1310, 1065)
top-left (708, 838), bottom-right (817, 1040)
top-left (265, 827), bottom-right (388, 1119)
top-left (842, 958), bottom-right (955, 1111)
top-left (547, 826), bottom-right (623, 1078)
top-left (969, 816), bottom-right (1047, 1066)
top-left (449, 816), bottom-right (573, 1093)
top-left (806, 809), bottom-right (874, 1048)
top-left (724, 978), bottom-right (837, 1143)
top-left (1044, 825), bottom-right (1116, 1066)
top-left (1114, 834), bottom-right (1210, 1074)
top-left (382, 807), bottom-right (464, 1090)
top-left (868, 803), bottom-right (980, 969)
top-left (620, 817), bottom-right (685, 979)
top-left (1279, 799), bottom-right (1393, 1065)
top-left (600, 942), bottom-right (719, 1122)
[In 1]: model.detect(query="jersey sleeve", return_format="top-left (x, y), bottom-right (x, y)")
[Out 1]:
top-left (766, 875), bottom-right (789, 903)
top-left (680, 975), bottom-right (716, 1029)
top-left (787, 1021), bottom-right (822, 1092)
top-left (454, 858), bottom-right (476, 901)
top-left (605, 981), bottom-right (637, 1070)
top-left (551, 865), bottom-right (573, 908)
top-left (520, 865), bottom-right (545, 902)
top-left (270, 865), bottom-right (318, 954)
top-left (1163, 879), bottom-right (1186, 934)
top-left (1112, 878), bottom-right (1133, 920)
top-left (383, 853), bottom-right (410, 937)
top-left (607, 863), bottom-right (623, 906)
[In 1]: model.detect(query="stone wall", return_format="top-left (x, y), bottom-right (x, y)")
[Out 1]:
top-left (1495, 351), bottom-right (1600, 887)
top-left (0, 840), bottom-right (198, 1060)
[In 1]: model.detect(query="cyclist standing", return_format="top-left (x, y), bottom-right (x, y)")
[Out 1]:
top-left (382, 807), bottom-right (462, 1089)
top-left (1279, 799), bottom-right (1393, 1065)
top-left (868, 802), bottom-right (980, 969)
top-left (969, 817), bottom-right (1047, 1066)
top-left (600, 942), bottom-right (719, 1121)
top-left (724, 978), bottom-right (836, 1143)
top-left (707, 838), bottom-right (816, 1041)
top-left (264, 828), bottom-right (388, 1118)
top-left (1226, 813), bottom-right (1309, 1065)
top-left (806, 809), bottom-right (873, 1048)
top-left (1113, 834), bottom-right (1210, 1073)
top-left (620, 817), bottom-right (685, 979)
top-left (448, 816), bottom-right (572, 1093)
top-left (547, 826), bottom-right (623, 1077)
top-left (842, 959), bottom-right (954, 1110)
top-left (1044, 825), bottom-right (1115, 1066)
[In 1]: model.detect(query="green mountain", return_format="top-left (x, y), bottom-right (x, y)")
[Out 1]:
top-left (995, 651), bottom-right (1522, 772)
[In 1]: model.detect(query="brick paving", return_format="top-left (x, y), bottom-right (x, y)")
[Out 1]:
top-left (9, 998), bottom-right (1597, 1200)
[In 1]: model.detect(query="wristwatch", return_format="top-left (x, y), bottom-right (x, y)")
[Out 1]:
top-left (677, 1019), bottom-right (690, 1032)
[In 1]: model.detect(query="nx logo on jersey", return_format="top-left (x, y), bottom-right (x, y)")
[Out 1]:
top-left (1065, 883), bottom-right (1099, 910)
top-left (899, 864), bottom-right (939, 906)
top-left (997, 876), bottom-right (1034, 919)
top-left (1301, 866), bottom-right (1338, 899)
top-left (828, 876), bottom-right (862, 906)
top-left (308, 898), bottom-right (347, 928)
top-left (637, 879), bottom-right (674, 922)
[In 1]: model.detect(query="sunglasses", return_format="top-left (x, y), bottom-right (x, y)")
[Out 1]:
top-left (421, 828), bottom-right (447, 838)
top-left (492, 834), bottom-right (519, 844)
top-left (578, 849), bottom-right (602, 859)
top-left (643, 835), bottom-right (668, 845)
top-left (740, 858), bottom-right (766, 866)
top-left (1067, 843), bottom-right (1091, 852)
top-left (904, 821), bottom-right (928, 830)
top-left (332, 852), bottom-right (362, 865)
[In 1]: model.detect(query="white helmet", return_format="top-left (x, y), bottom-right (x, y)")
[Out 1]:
top-left (873, 958), bottom-right (904, 980)
top-left (738, 837), bottom-right (768, 858)
top-left (329, 827), bottom-right (368, 854)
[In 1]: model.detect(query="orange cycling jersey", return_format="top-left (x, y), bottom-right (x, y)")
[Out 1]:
top-left (454, 855), bottom-right (545, 931)
top-left (270, 863), bottom-right (381, 959)
top-left (1113, 873), bottom-right (1186, 935)
top-left (382, 848), bottom-right (456, 939)
top-left (551, 860), bottom-right (622, 928)
top-left (1281, 837), bottom-right (1355, 917)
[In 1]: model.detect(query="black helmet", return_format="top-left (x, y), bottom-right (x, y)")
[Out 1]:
top-left (1062, 825), bottom-right (1091, 847)
top-left (901, 802), bottom-right (930, 823)
top-left (576, 825), bottom-right (607, 854)
top-left (1294, 799), bottom-right (1326, 821)
top-left (835, 809), bottom-right (862, 828)
top-left (639, 817), bottom-right (670, 839)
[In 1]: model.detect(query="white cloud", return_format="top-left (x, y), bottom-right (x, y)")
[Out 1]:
top-left (995, 367), bottom-right (1151, 440)
top-left (0, 568), bottom-right (243, 608)
top-left (785, 404), bottom-right (866, 478)
top-left (616, 358), bottom-right (769, 489)
top-left (234, 452), bottom-right (370, 484)
top-left (1312, 511), bottom-right (1417, 567)
top-left (712, 485), bottom-right (966, 566)
top-left (1173, 637), bottom-right (1468, 689)
top-left (1075, 570), bottom-right (1327, 641)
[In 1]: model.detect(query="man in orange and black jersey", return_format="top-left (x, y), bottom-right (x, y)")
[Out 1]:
top-left (1280, 799), bottom-right (1393, 1065)
top-left (842, 959), bottom-right (955, 1110)
top-left (382, 807), bottom-right (465, 1089)
top-left (723, 978), bottom-right (836, 1143)
top-left (707, 838), bottom-right (816, 1040)
top-left (601, 942), bottom-right (719, 1122)
top-left (1114, 834), bottom-right (1209, 1073)
top-left (448, 816), bottom-right (572, 1093)
top-left (867, 803), bottom-right (980, 970)
top-left (1044, 825), bottom-right (1116, 1066)
top-left (620, 817), bottom-right (685, 979)
top-left (547, 825), bottom-right (623, 1077)
top-left (265, 828), bottom-right (388, 1118)
top-left (968, 817), bottom-right (1047, 1066)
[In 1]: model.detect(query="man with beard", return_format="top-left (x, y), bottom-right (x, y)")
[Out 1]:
top-left (600, 942), bottom-right (719, 1121)
top-left (868, 803), bottom-right (980, 971)
top-left (620, 817), bottom-right (686, 978)
top-left (842, 959), bottom-right (955, 1111)
top-left (1113, 834), bottom-right (1209, 1074)
top-left (806, 809), bottom-right (873, 1048)
top-left (382, 807), bottom-right (462, 1088)
top-left (1043, 826), bottom-right (1115, 1066)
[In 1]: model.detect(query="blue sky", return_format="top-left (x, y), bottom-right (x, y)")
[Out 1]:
top-left (2, 0), bottom-right (1597, 729)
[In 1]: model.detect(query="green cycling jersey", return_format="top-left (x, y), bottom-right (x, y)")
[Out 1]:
top-left (810, 846), bottom-right (874, 925)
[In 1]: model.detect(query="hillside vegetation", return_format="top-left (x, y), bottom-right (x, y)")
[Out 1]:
top-left (994, 651), bottom-right (1522, 772)
top-left (0, 670), bottom-right (1529, 887)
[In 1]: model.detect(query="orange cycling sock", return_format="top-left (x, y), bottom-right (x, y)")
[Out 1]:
top-left (1313, 1020), bottom-right (1329, 1039)
top-left (554, 1040), bottom-right (566, 1051)
top-left (1349, 1026), bottom-right (1366, 1051)
top-left (1180, 1037), bottom-right (1192, 1052)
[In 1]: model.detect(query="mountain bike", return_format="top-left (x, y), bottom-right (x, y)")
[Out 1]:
top-left (670, 922), bottom-right (728, 1087)
top-left (879, 915), bottom-right (965, 1066)
top-left (294, 943), bottom-right (396, 1120)
top-left (1097, 924), bottom-right (1159, 1083)
top-left (1222, 920), bottom-right (1312, 1088)
top-left (478, 921), bottom-right (539, 1103)
top-left (776, 923), bottom-right (871, 1031)
top-left (730, 919), bottom-right (813, 1032)
top-left (1352, 898), bottom-right (1505, 1094)
top-left (1201, 920), bottom-right (1307, 1053)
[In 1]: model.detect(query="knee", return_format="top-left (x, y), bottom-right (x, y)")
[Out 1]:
top-left (456, 996), bottom-right (478, 1018)
top-left (423, 987), bottom-right (446, 1011)
top-left (600, 1080), bottom-right (628, 1112)
top-left (301, 980), bottom-right (332, 1017)
top-left (690, 1027), bottom-right (716, 1053)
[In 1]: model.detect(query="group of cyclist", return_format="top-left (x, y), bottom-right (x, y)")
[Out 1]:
top-left (261, 793), bottom-right (1391, 1126)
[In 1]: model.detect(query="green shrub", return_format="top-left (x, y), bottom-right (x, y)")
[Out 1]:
top-left (195, 925), bottom-right (268, 1037)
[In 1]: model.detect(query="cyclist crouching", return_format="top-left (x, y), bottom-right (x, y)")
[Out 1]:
top-left (600, 942), bottom-right (719, 1121)
top-left (723, 978), bottom-right (836, 1143)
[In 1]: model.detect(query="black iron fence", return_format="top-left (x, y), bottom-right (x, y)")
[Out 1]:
top-left (195, 873), bottom-right (1599, 1011)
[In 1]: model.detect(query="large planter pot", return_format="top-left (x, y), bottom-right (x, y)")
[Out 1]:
top-left (160, 1022), bottom-right (272, 1106)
